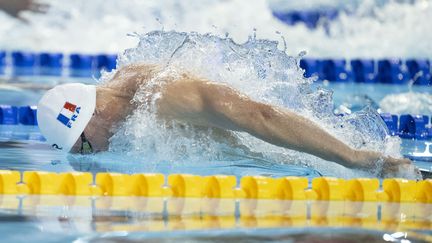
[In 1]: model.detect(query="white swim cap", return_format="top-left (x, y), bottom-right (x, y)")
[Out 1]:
top-left (37, 83), bottom-right (96, 152)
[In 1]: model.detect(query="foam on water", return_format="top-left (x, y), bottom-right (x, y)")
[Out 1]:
top-left (0, 0), bottom-right (431, 58)
top-left (380, 91), bottom-right (432, 115)
top-left (100, 30), bottom-right (418, 179)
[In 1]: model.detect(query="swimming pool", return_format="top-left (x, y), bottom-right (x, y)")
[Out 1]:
top-left (0, 0), bottom-right (431, 242)
top-left (1, 71), bottom-right (431, 173)
top-left (0, 74), bottom-right (430, 242)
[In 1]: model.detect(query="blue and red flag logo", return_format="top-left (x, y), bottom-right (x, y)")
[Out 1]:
top-left (57, 102), bottom-right (81, 128)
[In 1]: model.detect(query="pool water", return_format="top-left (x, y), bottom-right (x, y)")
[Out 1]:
top-left (0, 139), bottom-right (320, 178)
top-left (0, 0), bottom-right (431, 241)
top-left (0, 76), bottom-right (430, 241)
top-left (1, 77), bottom-right (430, 176)
top-left (0, 195), bottom-right (430, 242)
top-left (1, 129), bottom-right (430, 177)
top-left (320, 82), bottom-right (431, 115)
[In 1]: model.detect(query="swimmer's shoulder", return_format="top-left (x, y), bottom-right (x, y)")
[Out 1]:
top-left (101, 63), bottom-right (162, 96)
top-left (102, 62), bottom-right (229, 98)
top-left (111, 63), bottom-right (161, 81)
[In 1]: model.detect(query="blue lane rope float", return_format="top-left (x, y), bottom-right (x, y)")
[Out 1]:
top-left (380, 113), bottom-right (432, 140)
top-left (0, 105), bottom-right (431, 141)
top-left (398, 115), bottom-right (430, 140)
top-left (0, 51), bottom-right (431, 84)
top-left (300, 58), bottom-right (432, 85)
top-left (0, 105), bottom-right (37, 125)
top-left (272, 9), bottom-right (340, 29)
top-left (39, 52), bottom-right (63, 76)
top-left (69, 53), bottom-right (96, 77)
top-left (0, 51), bottom-right (117, 78)
top-left (0, 51), bottom-right (6, 74)
top-left (11, 51), bottom-right (36, 76)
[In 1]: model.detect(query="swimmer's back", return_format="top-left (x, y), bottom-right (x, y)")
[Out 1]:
top-left (101, 63), bottom-right (266, 129)
top-left (102, 63), bottom-right (217, 121)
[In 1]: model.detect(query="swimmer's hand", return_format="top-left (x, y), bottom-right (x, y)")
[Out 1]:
top-left (381, 157), bottom-right (421, 179)
top-left (0, 0), bottom-right (48, 18)
top-left (351, 150), bottom-right (422, 179)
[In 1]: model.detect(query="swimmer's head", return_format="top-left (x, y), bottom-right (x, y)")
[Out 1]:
top-left (37, 83), bottom-right (96, 152)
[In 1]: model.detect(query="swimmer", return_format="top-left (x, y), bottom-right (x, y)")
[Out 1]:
top-left (37, 63), bottom-right (418, 177)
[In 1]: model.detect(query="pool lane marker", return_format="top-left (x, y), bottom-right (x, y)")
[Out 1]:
top-left (3, 106), bottom-right (431, 141)
top-left (0, 170), bottom-right (430, 203)
top-left (2, 50), bottom-right (431, 85)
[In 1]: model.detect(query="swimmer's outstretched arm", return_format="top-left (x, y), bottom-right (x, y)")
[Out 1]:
top-left (159, 79), bottom-right (413, 175)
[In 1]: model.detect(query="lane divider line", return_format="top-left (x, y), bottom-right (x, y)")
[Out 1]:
top-left (0, 170), bottom-right (430, 203)
top-left (1, 106), bottom-right (431, 141)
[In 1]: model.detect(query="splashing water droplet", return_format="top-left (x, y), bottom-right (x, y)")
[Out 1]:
top-left (103, 30), bottom-right (411, 178)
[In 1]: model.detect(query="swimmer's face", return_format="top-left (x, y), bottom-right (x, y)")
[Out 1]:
top-left (70, 110), bottom-right (111, 154)
top-left (70, 86), bottom-right (128, 154)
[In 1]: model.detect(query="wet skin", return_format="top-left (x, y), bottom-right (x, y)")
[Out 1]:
top-left (71, 64), bottom-right (420, 178)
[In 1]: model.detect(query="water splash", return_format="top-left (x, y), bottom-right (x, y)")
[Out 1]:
top-left (0, 0), bottom-right (431, 58)
top-left (102, 30), bottom-right (415, 178)
top-left (0, 0), bottom-right (426, 178)
top-left (380, 92), bottom-right (432, 115)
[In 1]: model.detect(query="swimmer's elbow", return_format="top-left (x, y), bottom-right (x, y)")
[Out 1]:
top-left (250, 105), bottom-right (283, 135)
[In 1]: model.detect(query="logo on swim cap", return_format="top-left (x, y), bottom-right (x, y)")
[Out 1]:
top-left (56, 102), bottom-right (81, 128)
top-left (37, 83), bottom-right (96, 152)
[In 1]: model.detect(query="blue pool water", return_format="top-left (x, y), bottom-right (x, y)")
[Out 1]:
top-left (0, 76), bottom-right (430, 178)
top-left (0, 128), bottom-right (430, 179)
top-left (0, 139), bottom-right (321, 178)
top-left (0, 1), bottom-right (431, 241)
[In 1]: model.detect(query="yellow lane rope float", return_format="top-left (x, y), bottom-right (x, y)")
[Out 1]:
top-left (0, 170), bottom-right (430, 203)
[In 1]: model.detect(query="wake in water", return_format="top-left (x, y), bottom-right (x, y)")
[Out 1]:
top-left (380, 92), bottom-right (432, 115)
top-left (95, 30), bottom-right (418, 179)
